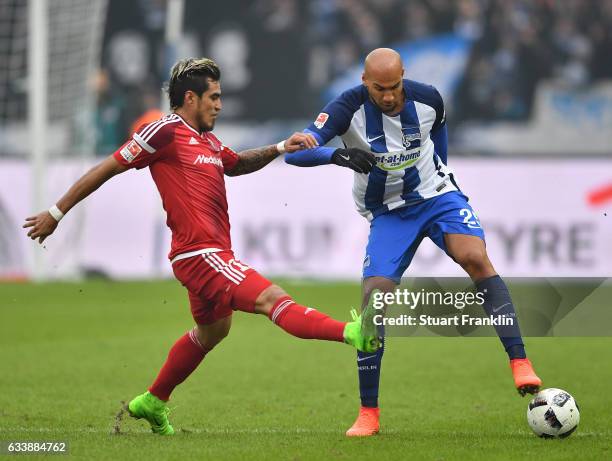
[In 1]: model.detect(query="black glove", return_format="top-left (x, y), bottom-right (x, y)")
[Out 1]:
top-left (331, 148), bottom-right (377, 174)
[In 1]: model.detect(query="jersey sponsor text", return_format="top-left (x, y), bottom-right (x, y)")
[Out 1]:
top-left (193, 154), bottom-right (223, 167)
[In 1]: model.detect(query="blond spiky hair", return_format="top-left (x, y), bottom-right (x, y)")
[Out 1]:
top-left (167, 58), bottom-right (221, 109)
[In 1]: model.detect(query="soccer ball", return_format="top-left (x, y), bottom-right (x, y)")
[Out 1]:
top-left (527, 388), bottom-right (580, 438)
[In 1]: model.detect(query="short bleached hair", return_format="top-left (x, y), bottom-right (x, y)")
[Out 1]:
top-left (167, 58), bottom-right (221, 109)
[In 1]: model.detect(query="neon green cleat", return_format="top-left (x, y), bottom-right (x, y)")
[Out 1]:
top-left (128, 391), bottom-right (175, 435)
top-left (343, 291), bottom-right (381, 353)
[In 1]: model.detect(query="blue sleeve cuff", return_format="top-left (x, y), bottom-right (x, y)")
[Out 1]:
top-left (285, 129), bottom-right (336, 166)
top-left (285, 146), bottom-right (336, 166)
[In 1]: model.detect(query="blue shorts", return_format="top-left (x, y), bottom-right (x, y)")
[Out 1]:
top-left (363, 191), bottom-right (485, 282)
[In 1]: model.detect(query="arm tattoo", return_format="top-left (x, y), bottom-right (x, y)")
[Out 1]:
top-left (226, 144), bottom-right (280, 176)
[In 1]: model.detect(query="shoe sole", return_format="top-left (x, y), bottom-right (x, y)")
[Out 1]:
top-left (518, 384), bottom-right (541, 396)
top-left (126, 397), bottom-right (174, 435)
top-left (346, 428), bottom-right (380, 437)
top-left (128, 408), bottom-right (174, 435)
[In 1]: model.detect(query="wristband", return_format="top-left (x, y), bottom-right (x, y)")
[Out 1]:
top-left (48, 205), bottom-right (64, 222)
top-left (276, 140), bottom-right (287, 154)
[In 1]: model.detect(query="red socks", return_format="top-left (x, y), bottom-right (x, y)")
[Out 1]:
top-left (268, 296), bottom-right (345, 342)
top-left (148, 298), bottom-right (345, 401)
top-left (149, 329), bottom-right (209, 401)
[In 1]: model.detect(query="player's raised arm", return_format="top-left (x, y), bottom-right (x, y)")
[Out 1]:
top-left (284, 87), bottom-right (376, 173)
top-left (225, 132), bottom-right (318, 177)
top-left (23, 154), bottom-right (128, 243)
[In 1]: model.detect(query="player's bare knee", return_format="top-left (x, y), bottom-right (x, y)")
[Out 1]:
top-left (194, 317), bottom-right (232, 350)
top-left (194, 329), bottom-right (227, 350)
top-left (456, 249), bottom-right (481, 269)
top-left (456, 249), bottom-right (494, 278)
top-left (254, 284), bottom-right (288, 315)
top-left (213, 321), bottom-right (231, 342)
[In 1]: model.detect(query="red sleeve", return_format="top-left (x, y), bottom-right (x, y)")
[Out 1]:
top-left (221, 145), bottom-right (239, 171)
top-left (208, 132), bottom-right (239, 171)
top-left (113, 115), bottom-right (178, 169)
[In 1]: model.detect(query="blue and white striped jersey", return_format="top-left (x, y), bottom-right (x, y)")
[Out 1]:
top-left (288, 79), bottom-right (458, 221)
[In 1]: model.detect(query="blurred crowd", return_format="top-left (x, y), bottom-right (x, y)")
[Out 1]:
top-left (303, 0), bottom-right (612, 121)
top-left (454, 0), bottom-right (612, 121)
top-left (95, 0), bottom-right (612, 154)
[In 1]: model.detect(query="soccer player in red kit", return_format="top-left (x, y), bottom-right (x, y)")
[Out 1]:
top-left (23, 58), bottom-right (380, 436)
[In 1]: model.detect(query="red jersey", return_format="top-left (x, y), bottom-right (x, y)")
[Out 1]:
top-left (113, 113), bottom-right (239, 261)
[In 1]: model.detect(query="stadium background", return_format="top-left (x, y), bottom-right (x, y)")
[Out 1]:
top-left (1, 1), bottom-right (611, 459)
top-left (0, 0), bottom-right (611, 280)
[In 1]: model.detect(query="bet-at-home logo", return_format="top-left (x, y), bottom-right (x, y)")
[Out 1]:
top-left (376, 149), bottom-right (421, 171)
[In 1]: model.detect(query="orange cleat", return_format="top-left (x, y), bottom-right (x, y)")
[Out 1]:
top-left (346, 406), bottom-right (380, 437)
top-left (510, 358), bottom-right (542, 396)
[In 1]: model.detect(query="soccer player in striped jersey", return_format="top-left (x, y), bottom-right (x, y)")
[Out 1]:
top-left (23, 57), bottom-right (380, 436)
top-left (286, 48), bottom-right (542, 436)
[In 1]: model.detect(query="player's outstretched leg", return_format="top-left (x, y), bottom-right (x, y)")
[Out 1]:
top-left (129, 319), bottom-right (230, 435)
top-left (255, 285), bottom-right (380, 353)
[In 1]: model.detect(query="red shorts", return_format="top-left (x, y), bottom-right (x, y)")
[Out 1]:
top-left (172, 250), bottom-right (272, 325)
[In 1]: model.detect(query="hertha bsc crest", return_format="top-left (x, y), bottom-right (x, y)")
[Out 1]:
top-left (402, 132), bottom-right (421, 149)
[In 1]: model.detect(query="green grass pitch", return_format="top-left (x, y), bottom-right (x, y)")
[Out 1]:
top-left (1, 280), bottom-right (611, 460)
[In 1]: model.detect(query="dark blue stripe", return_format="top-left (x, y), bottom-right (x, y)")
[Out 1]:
top-left (404, 79), bottom-right (445, 130)
top-left (399, 101), bottom-right (421, 149)
top-left (430, 123), bottom-right (448, 163)
top-left (401, 167), bottom-right (422, 203)
top-left (364, 100), bottom-right (388, 215)
top-left (371, 202), bottom-right (390, 219)
top-left (364, 99), bottom-right (388, 153)
top-left (432, 152), bottom-right (445, 177)
top-left (432, 150), bottom-right (439, 169)
top-left (448, 173), bottom-right (462, 192)
top-left (431, 150), bottom-right (440, 171)
top-left (399, 100), bottom-right (423, 203)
